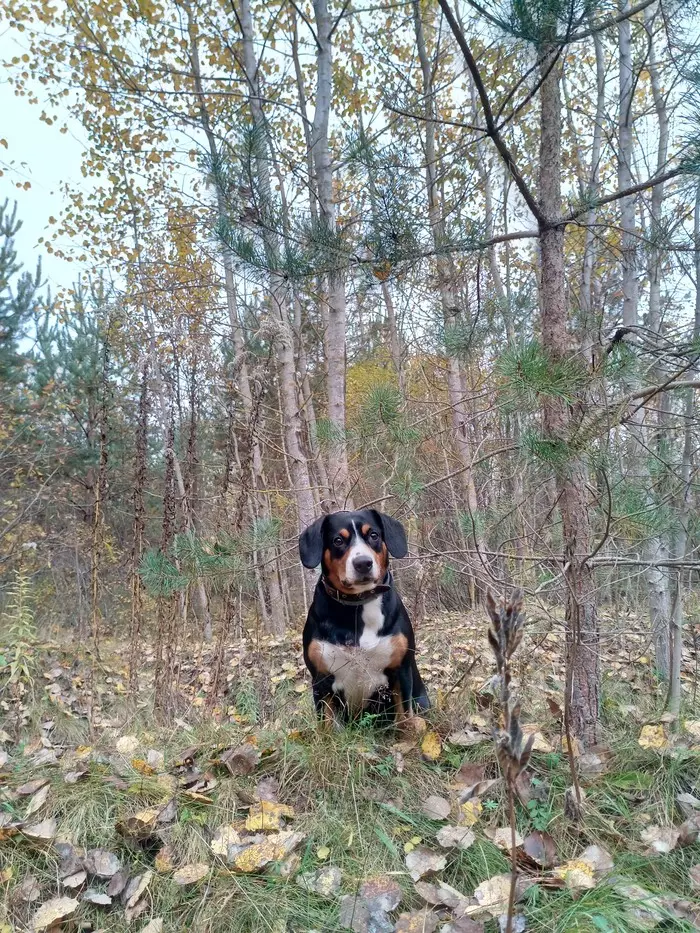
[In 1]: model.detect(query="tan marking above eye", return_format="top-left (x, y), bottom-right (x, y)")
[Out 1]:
top-left (339, 528), bottom-right (350, 539)
top-left (361, 523), bottom-right (371, 535)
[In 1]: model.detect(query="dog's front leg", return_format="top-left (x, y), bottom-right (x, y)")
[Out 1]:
top-left (312, 676), bottom-right (339, 732)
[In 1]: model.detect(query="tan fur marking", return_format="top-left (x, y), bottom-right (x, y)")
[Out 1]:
top-left (361, 523), bottom-right (371, 535)
top-left (339, 528), bottom-right (350, 539)
top-left (387, 633), bottom-right (408, 668)
top-left (324, 547), bottom-right (354, 593)
top-left (377, 542), bottom-right (389, 577)
top-left (392, 683), bottom-right (407, 722)
top-left (308, 639), bottom-right (330, 674)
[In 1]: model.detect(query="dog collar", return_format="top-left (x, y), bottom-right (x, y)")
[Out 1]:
top-left (321, 571), bottom-right (393, 605)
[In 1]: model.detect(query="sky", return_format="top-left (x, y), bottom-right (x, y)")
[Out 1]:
top-left (0, 27), bottom-right (88, 295)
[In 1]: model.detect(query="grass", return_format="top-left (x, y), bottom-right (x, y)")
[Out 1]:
top-left (1, 630), bottom-right (699, 933)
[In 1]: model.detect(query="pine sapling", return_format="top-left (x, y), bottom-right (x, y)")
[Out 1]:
top-left (486, 589), bottom-right (533, 933)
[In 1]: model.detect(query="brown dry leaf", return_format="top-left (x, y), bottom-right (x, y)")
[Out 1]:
top-left (140, 919), bottom-right (164, 933)
top-left (17, 778), bottom-right (50, 796)
top-left (614, 882), bottom-right (667, 928)
top-left (63, 770), bottom-right (88, 785)
top-left (458, 778), bottom-right (499, 804)
top-left (405, 846), bottom-right (447, 881)
top-left (83, 849), bottom-right (121, 879)
top-left (420, 731), bottom-right (442, 761)
top-left (255, 776), bottom-right (279, 802)
top-left (485, 827), bottom-right (524, 852)
top-left (31, 896), bottom-right (79, 931)
top-left (641, 825), bottom-right (680, 855)
top-left (338, 894), bottom-right (372, 933)
top-left (421, 795), bottom-right (451, 820)
top-left (245, 801), bottom-right (295, 831)
top-left (679, 814), bottom-right (700, 847)
top-left (82, 889), bottom-right (112, 906)
top-left (521, 726), bottom-right (553, 753)
top-left (447, 730), bottom-right (488, 748)
top-left (116, 735), bottom-right (140, 756)
top-left (24, 784), bottom-right (50, 819)
top-left (676, 793), bottom-right (700, 820)
top-left (414, 879), bottom-right (468, 910)
top-left (116, 808), bottom-right (159, 839)
top-left (123, 871), bottom-right (153, 910)
top-left (454, 762), bottom-right (485, 787)
top-left (211, 824), bottom-right (242, 856)
top-left (394, 909), bottom-right (440, 933)
top-left (522, 831), bottom-right (557, 869)
top-left (689, 865), bottom-right (700, 890)
top-left (61, 871), bottom-right (86, 890)
top-left (221, 743), bottom-right (261, 776)
top-left (22, 818), bottom-right (57, 843)
top-left (436, 824), bottom-right (476, 851)
top-left (172, 863), bottom-right (209, 886)
top-left (106, 869), bottom-right (129, 898)
top-left (231, 830), bottom-right (304, 873)
top-left (296, 865), bottom-right (342, 899)
top-left (638, 724), bottom-right (669, 751)
top-left (359, 876), bottom-right (403, 913)
top-left (147, 749), bottom-right (165, 772)
top-left (14, 874), bottom-right (41, 902)
top-left (155, 844), bottom-right (176, 873)
top-left (441, 920), bottom-right (485, 933)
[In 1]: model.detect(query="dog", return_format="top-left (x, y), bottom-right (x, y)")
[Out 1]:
top-left (299, 509), bottom-right (429, 728)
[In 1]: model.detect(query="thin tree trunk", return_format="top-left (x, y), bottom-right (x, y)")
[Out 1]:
top-left (311, 0), bottom-right (351, 508)
top-left (539, 41), bottom-right (600, 745)
top-left (129, 360), bottom-right (149, 691)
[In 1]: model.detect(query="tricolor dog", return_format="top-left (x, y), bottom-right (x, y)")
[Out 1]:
top-left (299, 509), bottom-right (429, 727)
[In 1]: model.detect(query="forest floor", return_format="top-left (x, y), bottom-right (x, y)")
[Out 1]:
top-left (1, 607), bottom-right (700, 933)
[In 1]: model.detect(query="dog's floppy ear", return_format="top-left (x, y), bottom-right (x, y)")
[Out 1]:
top-left (371, 510), bottom-right (408, 558)
top-left (299, 516), bottom-right (326, 568)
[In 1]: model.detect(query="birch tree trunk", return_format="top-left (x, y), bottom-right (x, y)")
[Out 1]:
top-left (311, 0), bottom-right (351, 508)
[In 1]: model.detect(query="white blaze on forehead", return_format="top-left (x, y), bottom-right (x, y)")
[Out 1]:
top-left (344, 520), bottom-right (380, 585)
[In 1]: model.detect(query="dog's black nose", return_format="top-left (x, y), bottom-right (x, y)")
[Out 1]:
top-left (352, 556), bottom-right (374, 575)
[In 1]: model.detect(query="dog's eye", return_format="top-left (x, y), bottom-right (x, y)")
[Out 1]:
top-left (368, 531), bottom-right (379, 541)
top-left (332, 535), bottom-right (345, 547)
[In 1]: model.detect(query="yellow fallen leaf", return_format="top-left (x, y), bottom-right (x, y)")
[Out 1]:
top-left (31, 897), bottom-right (79, 930)
top-left (460, 799), bottom-right (483, 827)
top-left (316, 846), bottom-right (330, 860)
top-left (684, 720), bottom-right (700, 739)
top-left (0, 866), bottom-right (13, 882)
top-left (421, 731), bottom-right (442, 761)
top-left (131, 758), bottom-right (156, 776)
top-left (232, 831), bottom-right (304, 873)
top-left (210, 824), bottom-right (242, 856)
top-left (172, 863), bottom-right (209, 885)
top-left (553, 859), bottom-right (596, 892)
top-left (638, 724), bottom-right (668, 751)
top-left (245, 801), bottom-right (295, 831)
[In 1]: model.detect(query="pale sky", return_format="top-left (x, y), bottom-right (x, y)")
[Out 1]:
top-left (0, 27), bottom-right (88, 295)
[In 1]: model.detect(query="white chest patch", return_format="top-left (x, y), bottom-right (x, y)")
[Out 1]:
top-left (317, 598), bottom-right (394, 712)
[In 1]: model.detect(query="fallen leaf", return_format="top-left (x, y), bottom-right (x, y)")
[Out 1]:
top-left (83, 849), bottom-right (121, 879)
top-left (107, 869), bottom-right (129, 898)
top-left (296, 865), bottom-right (342, 899)
top-left (498, 915), bottom-right (526, 933)
top-left (553, 860), bottom-right (596, 893)
top-left (640, 825), bottom-right (679, 855)
top-left (245, 801), bottom-right (295, 831)
top-left (638, 724), bottom-right (668, 751)
top-left (678, 814), bottom-right (700, 847)
top-left (472, 873), bottom-right (520, 915)
top-left (458, 778), bottom-right (499, 803)
top-left (359, 876), bottom-right (403, 913)
top-left (521, 831), bottom-right (556, 869)
top-left (231, 830), bottom-right (304, 873)
top-left (221, 743), bottom-right (260, 776)
top-left (122, 871), bottom-right (153, 909)
top-left (405, 846), bottom-right (447, 881)
top-left (447, 730), bottom-right (488, 747)
top-left (116, 808), bottom-right (159, 839)
top-left (255, 776), bottom-right (279, 802)
top-left (82, 889), bottom-right (111, 906)
top-left (676, 792), bottom-right (700, 820)
top-left (338, 894), bottom-right (372, 933)
top-left (441, 920), bottom-right (485, 933)
top-left (22, 818), bottom-right (57, 843)
top-left (140, 917), bottom-right (163, 933)
top-left (316, 845), bottom-right (330, 860)
top-left (414, 879), bottom-right (468, 909)
top-left (684, 720), bottom-right (700, 739)
top-left (155, 844), bottom-right (176, 873)
top-left (61, 871), bottom-right (86, 890)
top-left (25, 784), bottom-right (50, 818)
top-left (172, 863), bottom-right (209, 885)
top-left (211, 824), bottom-right (242, 857)
top-left (436, 825), bottom-right (475, 851)
top-left (31, 896), bottom-right (79, 930)
top-left (421, 795), bottom-right (451, 820)
top-left (147, 749), bottom-right (165, 772)
top-left (394, 909), bottom-right (440, 933)
top-left (14, 874), bottom-right (41, 902)
top-left (17, 778), bottom-right (50, 796)
top-left (615, 882), bottom-right (668, 928)
top-left (521, 726), bottom-right (553, 753)
top-left (64, 770), bottom-right (88, 785)
top-left (460, 798), bottom-right (483, 826)
top-left (485, 827), bottom-right (524, 852)
top-left (131, 758), bottom-right (156, 776)
top-left (140, 920), bottom-right (164, 933)
top-left (116, 735), bottom-right (140, 756)
top-left (421, 731), bottom-right (442, 761)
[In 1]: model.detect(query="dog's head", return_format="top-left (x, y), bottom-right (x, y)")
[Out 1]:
top-left (299, 509), bottom-right (408, 594)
